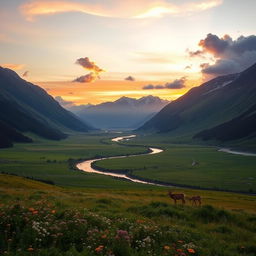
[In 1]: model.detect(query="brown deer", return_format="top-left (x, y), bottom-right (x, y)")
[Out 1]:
top-left (188, 196), bottom-right (201, 206)
top-left (168, 191), bottom-right (185, 204)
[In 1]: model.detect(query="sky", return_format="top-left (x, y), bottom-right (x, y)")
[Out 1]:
top-left (1, 0), bottom-right (256, 104)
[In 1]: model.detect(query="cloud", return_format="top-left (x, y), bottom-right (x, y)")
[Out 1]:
top-left (190, 33), bottom-right (256, 76)
top-left (73, 73), bottom-right (99, 83)
top-left (1, 63), bottom-right (25, 70)
top-left (165, 77), bottom-right (187, 89)
top-left (143, 84), bottom-right (155, 90)
top-left (125, 76), bottom-right (135, 81)
top-left (76, 57), bottom-right (104, 73)
top-left (143, 77), bottom-right (186, 90)
top-left (22, 71), bottom-right (29, 77)
top-left (55, 96), bottom-right (75, 107)
top-left (20, 0), bottom-right (222, 21)
top-left (74, 57), bottom-right (104, 83)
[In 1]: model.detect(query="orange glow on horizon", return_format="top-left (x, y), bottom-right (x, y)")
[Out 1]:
top-left (37, 78), bottom-right (201, 105)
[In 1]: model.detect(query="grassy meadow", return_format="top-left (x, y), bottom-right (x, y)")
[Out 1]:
top-left (0, 132), bottom-right (256, 255)
top-left (0, 132), bottom-right (150, 189)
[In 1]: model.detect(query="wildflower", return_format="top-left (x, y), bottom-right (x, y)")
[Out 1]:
top-left (164, 245), bottom-right (171, 250)
top-left (95, 245), bottom-right (104, 253)
top-left (51, 210), bottom-right (56, 214)
top-left (33, 210), bottom-right (38, 215)
top-left (177, 248), bottom-right (183, 253)
top-left (187, 248), bottom-right (195, 254)
top-left (27, 247), bottom-right (34, 251)
top-left (101, 234), bottom-right (107, 239)
top-left (28, 208), bottom-right (35, 212)
top-left (116, 230), bottom-right (130, 242)
top-left (136, 219), bottom-right (145, 224)
top-left (178, 240), bottom-right (184, 244)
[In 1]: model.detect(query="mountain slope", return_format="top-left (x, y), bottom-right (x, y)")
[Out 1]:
top-left (70, 96), bottom-right (169, 129)
top-left (0, 120), bottom-right (32, 148)
top-left (0, 67), bottom-right (93, 147)
top-left (194, 103), bottom-right (256, 141)
top-left (0, 67), bottom-right (92, 132)
top-left (138, 63), bottom-right (256, 142)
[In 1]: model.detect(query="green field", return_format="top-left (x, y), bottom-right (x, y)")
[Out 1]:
top-left (0, 132), bottom-right (151, 189)
top-left (94, 135), bottom-right (256, 193)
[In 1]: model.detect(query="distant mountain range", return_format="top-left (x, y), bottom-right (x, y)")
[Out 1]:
top-left (138, 63), bottom-right (256, 144)
top-left (61, 96), bottom-right (170, 130)
top-left (0, 67), bottom-right (93, 148)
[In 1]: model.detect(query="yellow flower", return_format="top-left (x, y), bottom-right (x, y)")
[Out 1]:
top-left (164, 245), bottom-right (171, 250)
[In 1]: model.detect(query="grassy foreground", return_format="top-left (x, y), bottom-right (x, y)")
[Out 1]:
top-left (1, 174), bottom-right (256, 256)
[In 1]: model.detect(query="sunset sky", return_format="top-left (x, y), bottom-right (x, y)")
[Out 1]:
top-left (1, 0), bottom-right (256, 104)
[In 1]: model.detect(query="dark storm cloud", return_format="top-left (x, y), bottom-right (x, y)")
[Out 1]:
top-left (190, 33), bottom-right (256, 76)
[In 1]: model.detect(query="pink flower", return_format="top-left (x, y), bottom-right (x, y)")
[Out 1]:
top-left (116, 230), bottom-right (130, 242)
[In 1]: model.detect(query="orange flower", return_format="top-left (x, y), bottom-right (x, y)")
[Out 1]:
top-left (95, 245), bottom-right (104, 253)
top-left (27, 247), bottom-right (34, 251)
top-left (136, 219), bottom-right (145, 224)
top-left (51, 210), bottom-right (56, 214)
top-left (28, 208), bottom-right (35, 212)
top-left (32, 210), bottom-right (38, 215)
top-left (187, 248), bottom-right (196, 253)
top-left (101, 234), bottom-right (107, 239)
top-left (177, 248), bottom-right (183, 253)
top-left (164, 245), bottom-right (171, 250)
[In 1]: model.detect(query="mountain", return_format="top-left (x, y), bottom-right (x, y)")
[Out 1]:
top-left (138, 63), bottom-right (256, 143)
top-left (67, 96), bottom-right (170, 130)
top-left (194, 103), bottom-right (256, 141)
top-left (0, 120), bottom-right (32, 148)
top-left (0, 67), bottom-right (93, 147)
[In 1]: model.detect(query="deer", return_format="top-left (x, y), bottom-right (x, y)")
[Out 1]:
top-left (168, 191), bottom-right (186, 205)
top-left (188, 196), bottom-right (201, 206)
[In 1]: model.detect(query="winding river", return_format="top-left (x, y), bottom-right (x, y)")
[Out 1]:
top-left (76, 135), bottom-right (164, 186)
top-left (77, 135), bottom-right (256, 187)
top-left (218, 148), bottom-right (256, 157)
